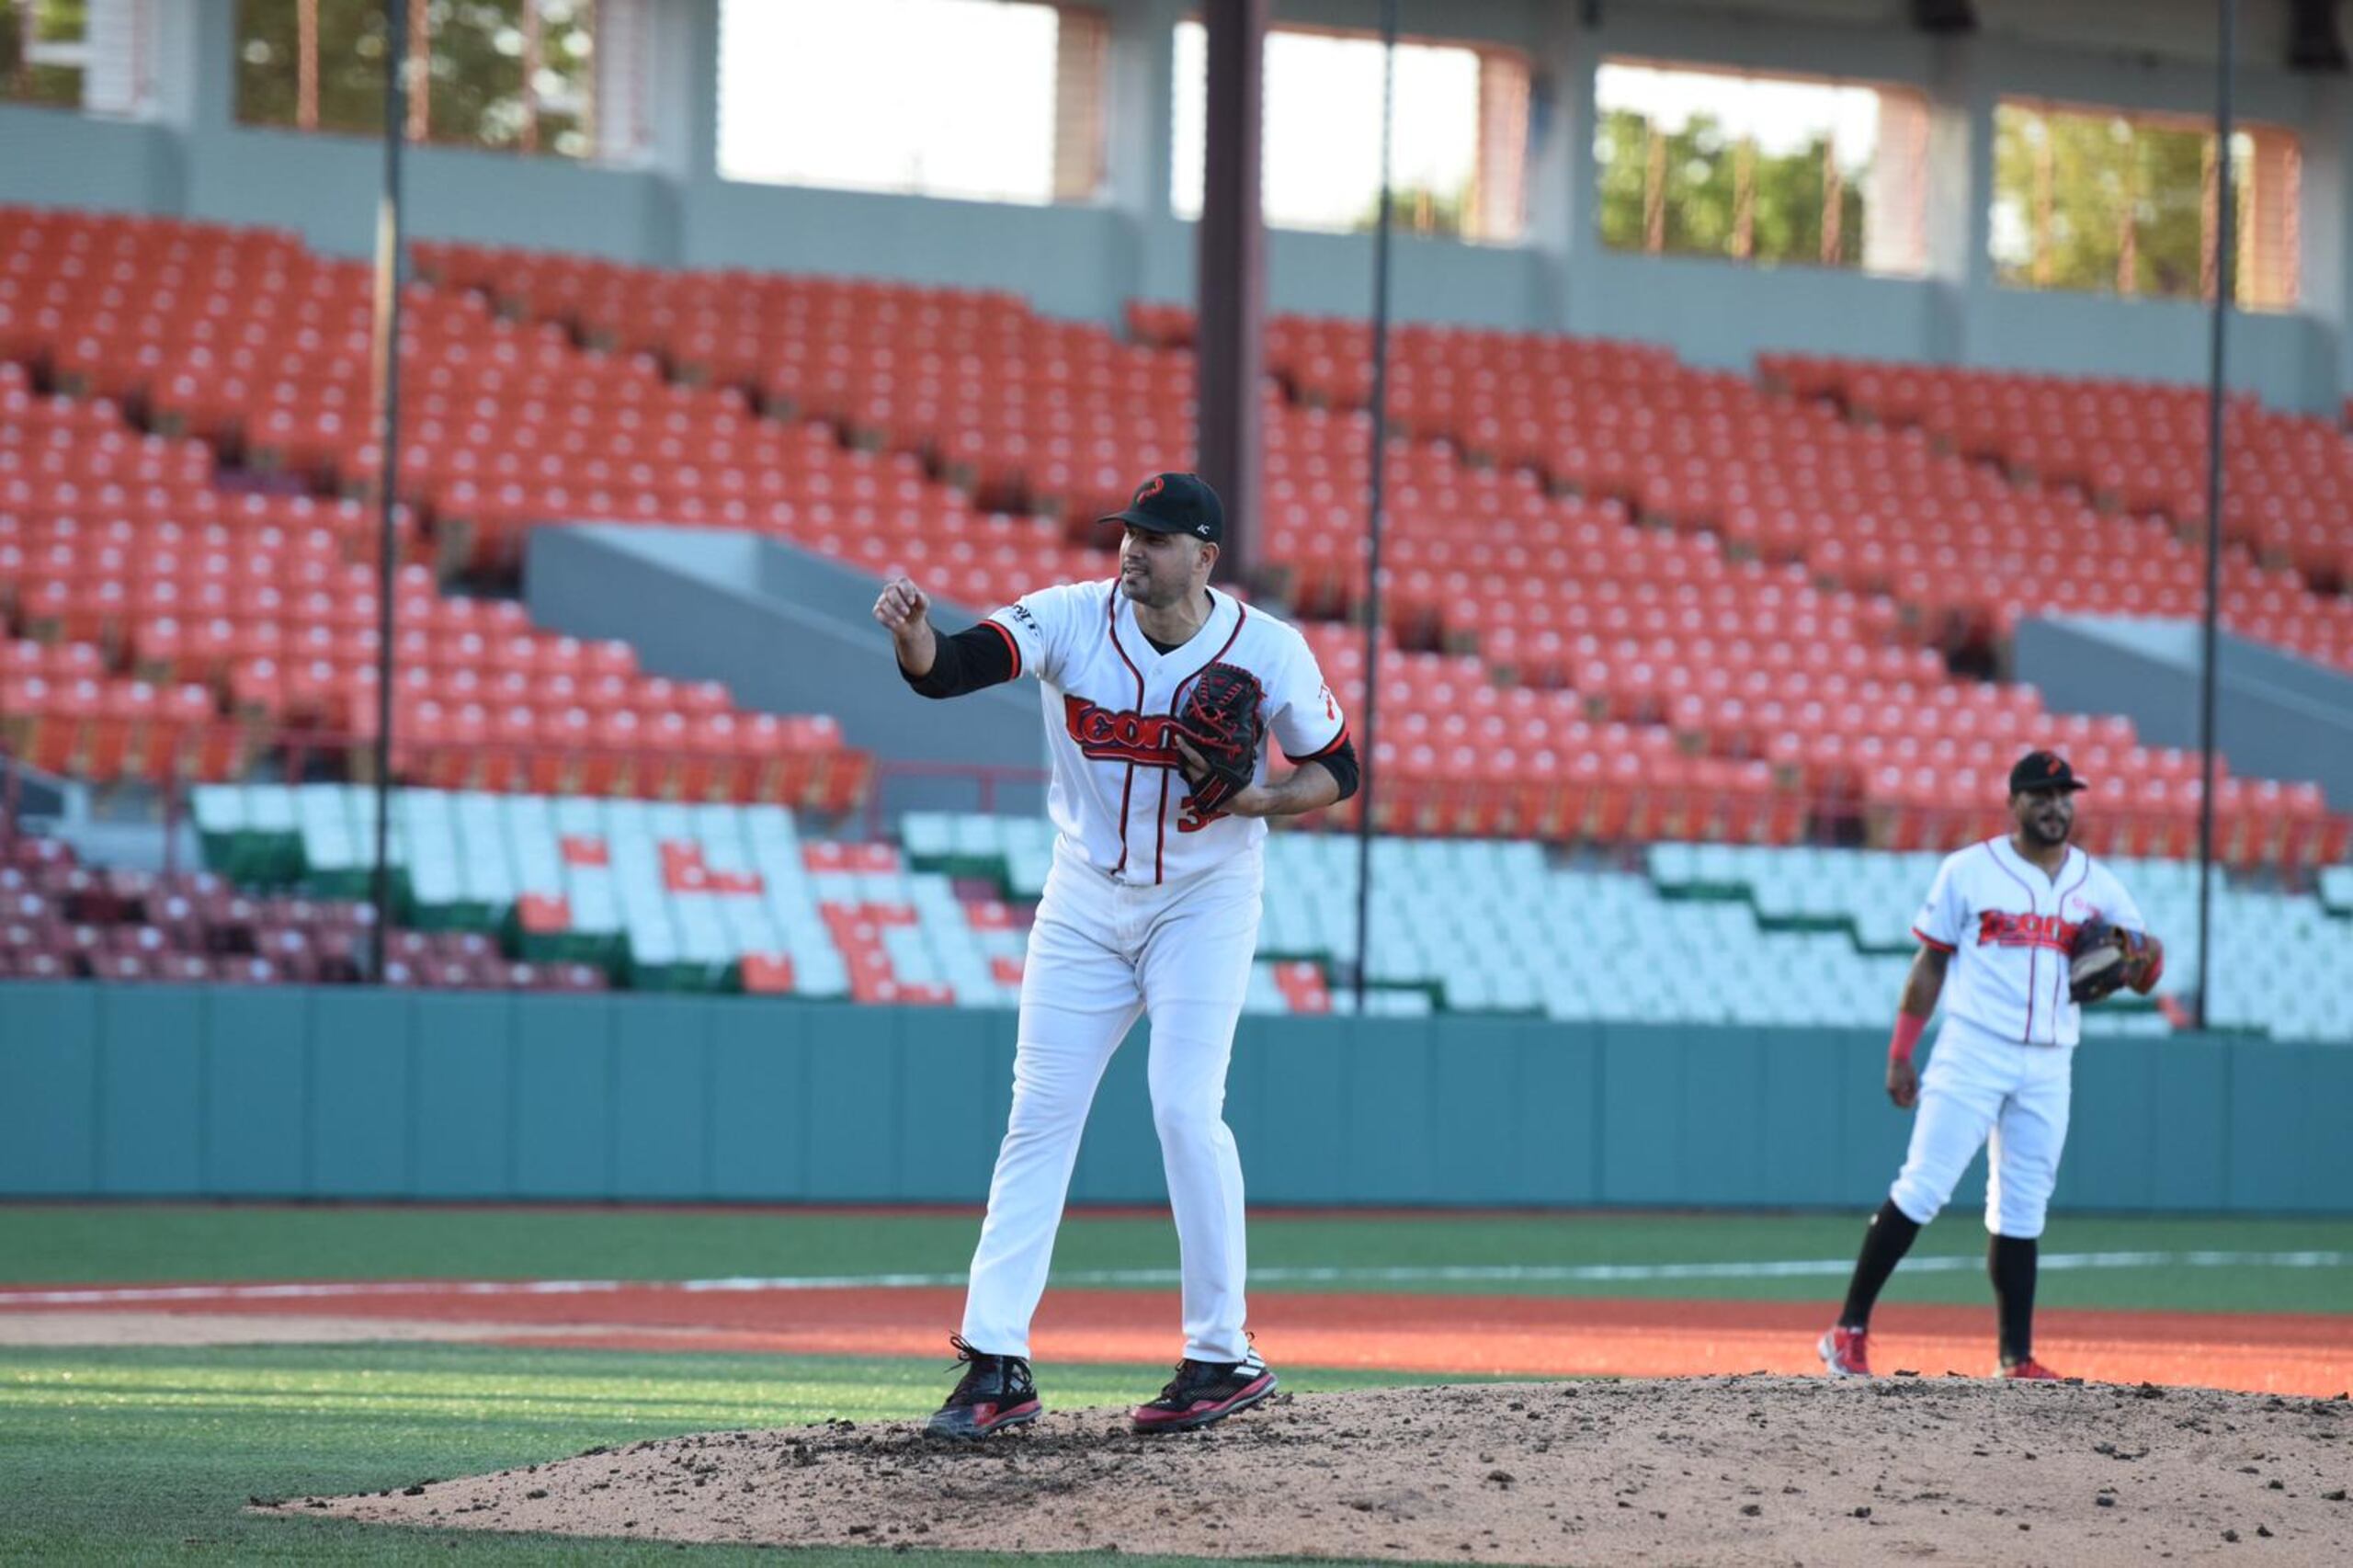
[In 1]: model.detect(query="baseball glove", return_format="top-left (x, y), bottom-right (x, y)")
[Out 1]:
top-left (2067, 917), bottom-right (2163, 1005)
top-left (1176, 662), bottom-right (1265, 813)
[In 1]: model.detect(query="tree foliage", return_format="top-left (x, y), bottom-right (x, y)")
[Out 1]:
top-left (234, 0), bottom-right (595, 157)
top-left (1596, 108), bottom-right (1869, 267)
top-left (1990, 103), bottom-right (2242, 303)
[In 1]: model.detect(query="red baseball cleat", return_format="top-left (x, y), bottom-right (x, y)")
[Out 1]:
top-left (1131, 1350), bottom-right (1278, 1433)
top-left (1817, 1325), bottom-right (1873, 1378)
top-left (924, 1335), bottom-right (1043, 1439)
top-left (1997, 1358), bottom-right (2064, 1381)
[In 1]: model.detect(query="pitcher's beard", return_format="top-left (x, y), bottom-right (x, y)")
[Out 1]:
top-left (2027, 813), bottom-right (2072, 846)
top-left (1120, 573), bottom-right (1177, 610)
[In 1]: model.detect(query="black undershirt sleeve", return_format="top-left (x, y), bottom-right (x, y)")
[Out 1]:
top-left (902, 622), bottom-right (1018, 699)
top-left (1296, 735), bottom-right (1359, 802)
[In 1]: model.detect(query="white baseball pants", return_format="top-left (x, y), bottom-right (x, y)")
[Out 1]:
top-left (1889, 1017), bottom-right (2074, 1239)
top-left (959, 843), bottom-right (1263, 1364)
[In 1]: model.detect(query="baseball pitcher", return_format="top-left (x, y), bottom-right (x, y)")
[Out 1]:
top-left (873, 472), bottom-right (1358, 1437)
top-left (1820, 750), bottom-right (2164, 1380)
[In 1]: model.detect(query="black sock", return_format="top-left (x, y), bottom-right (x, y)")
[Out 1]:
top-left (1838, 1199), bottom-right (1923, 1330)
top-left (1989, 1233), bottom-right (2039, 1365)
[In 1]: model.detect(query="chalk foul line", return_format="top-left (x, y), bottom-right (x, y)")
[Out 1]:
top-left (0, 1250), bottom-right (2342, 1308)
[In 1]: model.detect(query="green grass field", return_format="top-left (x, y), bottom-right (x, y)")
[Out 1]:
top-left (1, 1204), bottom-right (2347, 1563)
top-left (3, 1203), bottom-right (2348, 1311)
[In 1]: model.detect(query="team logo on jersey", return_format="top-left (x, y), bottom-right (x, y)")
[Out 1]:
top-left (1063, 694), bottom-right (1185, 767)
top-left (1063, 695), bottom-right (1232, 832)
top-left (1976, 910), bottom-right (2081, 954)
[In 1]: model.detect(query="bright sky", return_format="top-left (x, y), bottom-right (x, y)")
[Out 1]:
top-left (1171, 22), bottom-right (1482, 228)
top-left (714, 2), bottom-right (1888, 222)
top-left (719, 0), bottom-right (1060, 203)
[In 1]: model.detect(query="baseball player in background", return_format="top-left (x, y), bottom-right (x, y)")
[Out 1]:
top-left (1820, 751), bottom-right (2164, 1381)
top-left (872, 472), bottom-right (1358, 1438)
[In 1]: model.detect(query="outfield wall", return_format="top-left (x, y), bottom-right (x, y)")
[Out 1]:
top-left (1, 983), bottom-right (2344, 1214)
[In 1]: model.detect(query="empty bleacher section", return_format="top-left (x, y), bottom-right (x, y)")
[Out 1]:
top-left (0, 210), bottom-right (867, 806)
top-left (0, 821), bottom-right (605, 990)
top-left (1130, 305), bottom-right (2353, 865)
top-left (6, 206), bottom-right (2352, 1042)
top-left (1762, 356), bottom-right (2353, 609)
top-left (13, 790), bottom-right (2347, 1043)
top-left (407, 242), bottom-right (2348, 868)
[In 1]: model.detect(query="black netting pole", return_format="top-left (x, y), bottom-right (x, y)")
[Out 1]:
top-left (1351, 0), bottom-right (1400, 1015)
top-left (2196, 0), bottom-right (2237, 1029)
top-left (369, 1), bottom-right (412, 981)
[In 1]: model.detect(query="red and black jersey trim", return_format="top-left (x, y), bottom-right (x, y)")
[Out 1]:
top-left (1107, 584), bottom-right (1146, 877)
top-left (1284, 724), bottom-right (1350, 765)
top-left (980, 618), bottom-right (1023, 681)
top-left (1910, 926), bottom-right (1957, 955)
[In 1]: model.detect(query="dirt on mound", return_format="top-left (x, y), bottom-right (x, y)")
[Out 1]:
top-left (270, 1376), bottom-right (2353, 1565)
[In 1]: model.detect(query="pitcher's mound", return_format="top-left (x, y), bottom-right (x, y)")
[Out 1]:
top-left (268, 1376), bottom-right (2352, 1565)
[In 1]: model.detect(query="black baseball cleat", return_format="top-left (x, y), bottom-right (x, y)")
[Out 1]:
top-left (1131, 1349), bottom-right (1277, 1434)
top-left (923, 1335), bottom-right (1042, 1440)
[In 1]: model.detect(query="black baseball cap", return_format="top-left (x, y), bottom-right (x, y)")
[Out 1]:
top-left (1098, 472), bottom-right (1222, 544)
top-left (2009, 750), bottom-right (2089, 795)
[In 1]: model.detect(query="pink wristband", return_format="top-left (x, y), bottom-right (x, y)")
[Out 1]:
top-left (1889, 1014), bottom-right (1926, 1065)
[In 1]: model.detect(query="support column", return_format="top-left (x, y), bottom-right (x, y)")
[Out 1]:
top-left (1922, 34), bottom-right (1992, 364)
top-left (1194, 0), bottom-right (1267, 582)
top-left (161, 0), bottom-right (236, 134)
top-left (654, 0), bottom-right (719, 184)
top-left (1103, 0), bottom-right (1182, 312)
top-left (1523, 3), bottom-right (1589, 332)
top-left (640, 0), bottom-right (718, 266)
top-left (2300, 77), bottom-right (2351, 411)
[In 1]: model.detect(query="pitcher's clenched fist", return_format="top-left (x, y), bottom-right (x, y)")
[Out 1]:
top-left (873, 575), bottom-right (930, 632)
top-left (873, 576), bottom-right (937, 676)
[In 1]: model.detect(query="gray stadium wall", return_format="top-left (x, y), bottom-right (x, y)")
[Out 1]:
top-left (1, 982), bottom-right (2346, 1214)
top-left (2016, 617), bottom-right (2353, 812)
top-left (521, 525), bottom-right (1050, 818)
top-left (1, 0), bottom-right (2348, 408)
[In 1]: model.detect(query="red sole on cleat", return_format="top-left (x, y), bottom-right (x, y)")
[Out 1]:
top-left (924, 1398), bottom-right (1042, 1440)
top-left (1131, 1372), bottom-right (1277, 1434)
top-left (1817, 1332), bottom-right (1870, 1379)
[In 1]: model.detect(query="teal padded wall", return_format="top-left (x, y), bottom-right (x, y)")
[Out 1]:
top-left (1, 983), bottom-right (2346, 1212)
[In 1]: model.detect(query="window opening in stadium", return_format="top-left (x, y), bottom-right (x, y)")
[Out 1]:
top-left (4, 0), bottom-right (87, 109)
top-left (1594, 59), bottom-right (1927, 275)
top-left (1171, 19), bottom-right (1529, 243)
top-left (234, 0), bottom-right (604, 160)
top-left (718, 0), bottom-right (1104, 206)
top-left (1989, 100), bottom-right (2298, 312)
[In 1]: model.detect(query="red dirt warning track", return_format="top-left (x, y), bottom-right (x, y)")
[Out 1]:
top-left (2, 1281), bottom-right (2346, 1395)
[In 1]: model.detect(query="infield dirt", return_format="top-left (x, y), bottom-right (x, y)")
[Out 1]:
top-left (278, 1375), bottom-right (2353, 1565)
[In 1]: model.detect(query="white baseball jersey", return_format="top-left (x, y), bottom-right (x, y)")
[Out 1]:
top-left (984, 578), bottom-right (1347, 886)
top-left (1911, 837), bottom-right (2148, 1048)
